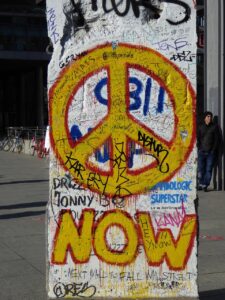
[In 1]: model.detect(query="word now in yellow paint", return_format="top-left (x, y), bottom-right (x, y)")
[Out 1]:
top-left (52, 209), bottom-right (196, 270)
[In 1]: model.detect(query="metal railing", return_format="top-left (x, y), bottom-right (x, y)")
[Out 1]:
top-left (0, 126), bottom-right (49, 157)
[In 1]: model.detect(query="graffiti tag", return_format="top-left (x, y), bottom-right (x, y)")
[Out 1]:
top-left (53, 281), bottom-right (96, 298)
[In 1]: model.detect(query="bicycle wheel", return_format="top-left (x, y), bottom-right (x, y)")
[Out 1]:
top-left (3, 139), bottom-right (13, 151)
top-left (0, 140), bottom-right (4, 150)
top-left (14, 138), bottom-right (23, 153)
top-left (0, 138), bottom-right (7, 150)
top-left (17, 144), bottom-right (23, 153)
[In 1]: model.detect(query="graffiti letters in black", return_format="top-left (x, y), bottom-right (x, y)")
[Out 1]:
top-left (93, 0), bottom-right (162, 19)
top-left (65, 152), bottom-right (85, 180)
top-left (60, 0), bottom-right (191, 56)
top-left (111, 142), bottom-right (132, 198)
top-left (170, 51), bottom-right (196, 62)
top-left (91, 0), bottom-right (191, 25)
top-left (138, 131), bottom-right (169, 173)
top-left (164, 0), bottom-right (191, 25)
top-left (53, 282), bottom-right (96, 298)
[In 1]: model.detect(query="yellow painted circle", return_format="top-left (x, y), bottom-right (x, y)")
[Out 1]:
top-left (50, 43), bottom-right (195, 197)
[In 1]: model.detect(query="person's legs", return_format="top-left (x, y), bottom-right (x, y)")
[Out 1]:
top-left (204, 152), bottom-right (215, 189)
top-left (198, 151), bottom-right (206, 188)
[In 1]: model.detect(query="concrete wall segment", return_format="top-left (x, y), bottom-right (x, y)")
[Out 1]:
top-left (46, 0), bottom-right (198, 298)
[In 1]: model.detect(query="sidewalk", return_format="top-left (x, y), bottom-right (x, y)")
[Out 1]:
top-left (0, 151), bottom-right (225, 299)
top-left (0, 151), bottom-right (48, 300)
top-left (197, 188), bottom-right (225, 299)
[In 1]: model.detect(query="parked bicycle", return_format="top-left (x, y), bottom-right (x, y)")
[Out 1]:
top-left (31, 137), bottom-right (49, 158)
top-left (0, 136), bottom-right (13, 151)
top-left (0, 128), bottom-right (24, 153)
top-left (12, 135), bottom-right (24, 153)
top-left (0, 126), bottom-right (49, 157)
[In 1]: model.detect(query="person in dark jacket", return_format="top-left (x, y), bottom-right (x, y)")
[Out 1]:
top-left (197, 111), bottom-right (219, 191)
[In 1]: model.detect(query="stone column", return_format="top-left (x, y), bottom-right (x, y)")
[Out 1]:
top-left (206, 0), bottom-right (224, 189)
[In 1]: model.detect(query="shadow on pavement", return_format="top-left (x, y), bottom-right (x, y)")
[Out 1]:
top-left (0, 201), bottom-right (47, 210)
top-left (0, 210), bottom-right (45, 219)
top-left (199, 288), bottom-right (225, 300)
top-left (0, 179), bottom-right (48, 185)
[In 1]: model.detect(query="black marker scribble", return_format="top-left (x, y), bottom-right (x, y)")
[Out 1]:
top-left (91, 0), bottom-right (190, 25)
top-left (60, 0), bottom-right (98, 56)
top-left (59, 0), bottom-right (191, 57)
top-left (53, 282), bottom-right (96, 298)
top-left (164, 0), bottom-right (191, 25)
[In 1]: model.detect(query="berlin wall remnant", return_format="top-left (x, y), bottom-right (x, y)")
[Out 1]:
top-left (47, 0), bottom-right (197, 298)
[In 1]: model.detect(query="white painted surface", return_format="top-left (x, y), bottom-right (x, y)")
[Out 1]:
top-left (47, 1), bottom-right (197, 298)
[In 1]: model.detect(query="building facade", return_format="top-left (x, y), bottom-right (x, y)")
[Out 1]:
top-left (0, 0), bottom-right (50, 135)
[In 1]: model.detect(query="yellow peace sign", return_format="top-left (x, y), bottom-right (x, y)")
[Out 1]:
top-left (50, 43), bottom-right (195, 197)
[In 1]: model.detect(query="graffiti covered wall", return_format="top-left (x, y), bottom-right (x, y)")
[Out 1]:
top-left (47, 0), bottom-right (198, 298)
